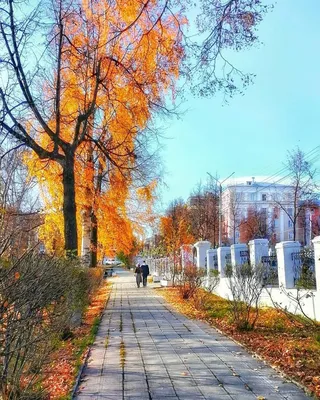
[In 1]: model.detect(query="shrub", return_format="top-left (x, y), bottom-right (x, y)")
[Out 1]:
top-left (0, 252), bottom-right (102, 399)
top-left (225, 263), bottom-right (265, 331)
top-left (177, 265), bottom-right (206, 299)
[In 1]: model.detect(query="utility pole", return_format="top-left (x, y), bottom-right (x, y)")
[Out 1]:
top-left (207, 172), bottom-right (235, 247)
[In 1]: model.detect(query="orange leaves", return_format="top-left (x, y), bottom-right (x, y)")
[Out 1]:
top-left (160, 202), bottom-right (195, 254)
top-left (23, 0), bottom-right (186, 256)
top-left (116, 0), bottom-right (144, 24)
top-left (137, 180), bottom-right (157, 202)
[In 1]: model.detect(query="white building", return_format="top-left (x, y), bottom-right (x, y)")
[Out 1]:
top-left (221, 178), bottom-right (295, 244)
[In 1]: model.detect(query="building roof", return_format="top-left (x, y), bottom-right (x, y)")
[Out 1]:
top-left (226, 181), bottom-right (292, 189)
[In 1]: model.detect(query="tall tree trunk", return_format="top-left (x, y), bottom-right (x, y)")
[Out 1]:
top-left (90, 161), bottom-right (103, 267)
top-left (90, 211), bottom-right (98, 267)
top-left (62, 154), bottom-right (78, 256)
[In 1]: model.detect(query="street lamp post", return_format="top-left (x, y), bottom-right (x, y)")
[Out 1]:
top-left (207, 172), bottom-right (235, 247)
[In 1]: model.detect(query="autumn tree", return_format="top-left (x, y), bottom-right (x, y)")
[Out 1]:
top-left (188, 181), bottom-right (219, 246)
top-left (159, 199), bottom-right (194, 284)
top-left (0, 0), bottom-right (185, 255)
top-left (239, 206), bottom-right (268, 243)
top-left (160, 198), bottom-right (194, 263)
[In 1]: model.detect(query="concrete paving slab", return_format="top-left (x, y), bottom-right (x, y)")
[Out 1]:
top-left (74, 268), bottom-right (311, 400)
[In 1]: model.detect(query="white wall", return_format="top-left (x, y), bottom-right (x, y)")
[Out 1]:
top-left (212, 238), bottom-right (320, 321)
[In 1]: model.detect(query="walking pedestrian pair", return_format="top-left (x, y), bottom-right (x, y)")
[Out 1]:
top-left (135, 261), bottom-right (149, 287)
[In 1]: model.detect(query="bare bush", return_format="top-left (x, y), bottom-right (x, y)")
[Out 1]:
top-left (177, 265), bottom-right (206, 299)
top-left (0, 146), bottom-right (41, 259)
top-left (265, 248), bottom-right (318, 327)
top-left (0, 252), bottom-right (102, 399)
top-left (268, 285), bottom-right (318, 328)
top-left (225, 263), bottom-right (265, 330)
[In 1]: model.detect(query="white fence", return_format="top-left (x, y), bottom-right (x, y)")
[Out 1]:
top-left (148, 237), bottom-right (320, 322)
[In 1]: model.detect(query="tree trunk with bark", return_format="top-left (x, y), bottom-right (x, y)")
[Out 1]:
top-left (90, 162), bottom-right (103, 267)
top-left (90, 211), bottom-right (98, 267)
top-left (62, 154), bottom-right (78, 256)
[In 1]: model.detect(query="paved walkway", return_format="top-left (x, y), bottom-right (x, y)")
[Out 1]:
top-left (75, 269), bottom-right (310, 400)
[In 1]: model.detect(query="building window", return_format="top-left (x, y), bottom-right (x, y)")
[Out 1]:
top-left (262, 194), bottom-right (267, 201)
top-left (288, 232), bottom-right (293, 240)
top-left (250, 193), bottom-right (256, 201)
top-left (236, 193), bottom-right (242, 201)
top-left (288, 219), bottom-right (293, 228)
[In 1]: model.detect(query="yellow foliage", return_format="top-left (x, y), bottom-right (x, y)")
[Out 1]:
top-left (23, 0), bottom-right (185, 257)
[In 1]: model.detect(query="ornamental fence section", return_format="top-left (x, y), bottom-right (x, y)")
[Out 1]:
top-left (291, 249), bottom-right (316, 289)
top-left (146, 238), bottom-right (320, 321)
top-left (261, 255), bottom-right (279, 286)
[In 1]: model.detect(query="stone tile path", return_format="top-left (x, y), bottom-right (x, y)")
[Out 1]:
top-left (74, 269), bottom-right (310, 400)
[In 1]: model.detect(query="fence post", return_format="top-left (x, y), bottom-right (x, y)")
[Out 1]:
top-left (217, 246), bottom-right (231, 278)
top-left (248, 239), bottom-right (269, 267)
top-left (276, 241), bottom-right (301, 289)
top-left (312, 236), bottom-right (320, 291)
top-left (231, 243), bottom-right (249, 266)
top-left (194, 241), bottom-right (211, 268)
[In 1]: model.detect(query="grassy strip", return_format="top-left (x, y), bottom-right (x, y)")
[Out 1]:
top-left (156, 287), bottom-right (320, 398)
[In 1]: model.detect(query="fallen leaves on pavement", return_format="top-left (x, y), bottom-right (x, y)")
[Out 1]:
top-left (156, 287), bottom-right (320, 398)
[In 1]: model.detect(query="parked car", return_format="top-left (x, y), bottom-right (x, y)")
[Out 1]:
top-left (103, 258), bottom-right (121, 266)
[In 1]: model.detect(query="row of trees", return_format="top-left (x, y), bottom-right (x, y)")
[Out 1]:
top-left (146, 180), bottom-right (220, 257)
top-left (151, 148), bottom-right (319, 257)
top-left (0, 0), bottom-right (270, 258)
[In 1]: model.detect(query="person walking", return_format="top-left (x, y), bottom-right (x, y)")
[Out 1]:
top-left (140, 261), bottom-right (150, 287)
top-left (135, 263), bottom-right (142, 288)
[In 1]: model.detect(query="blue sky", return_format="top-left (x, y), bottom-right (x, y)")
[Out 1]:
top-left (159, 0), bottom-right (320, 209)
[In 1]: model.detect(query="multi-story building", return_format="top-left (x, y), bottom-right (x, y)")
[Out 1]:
top-left (221, 178), bottom-right (296, 244)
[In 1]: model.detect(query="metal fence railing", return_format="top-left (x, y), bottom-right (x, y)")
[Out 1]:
top-left (261, 255), bottom-right (279, 286)
top-left (291, 249), bottom-right (316, 289)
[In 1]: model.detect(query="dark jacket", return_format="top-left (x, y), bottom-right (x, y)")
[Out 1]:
top-left (141, 264), bottom-right (149, 277)
top-left (135, 266), bottom-right (142, 274)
